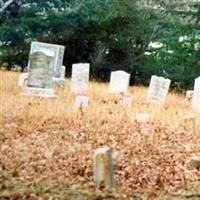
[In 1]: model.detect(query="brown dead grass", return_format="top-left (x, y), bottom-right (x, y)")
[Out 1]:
top-left (0, 71), bottom-right (200, 199)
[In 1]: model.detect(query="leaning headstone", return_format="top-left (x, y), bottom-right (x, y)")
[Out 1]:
top-left (192, 77), bottom-right (200, 112)
top-left (109, 71), bottom-right (130, 93)
top-left (71, 63), bottom-right (90, 93)
top-left (75, 96), bottom-right (89, 109)
top-left (18, 73), bottom-right (28, 87)
top-left (22, 51), bottom-right (55, 97)
top-left (186, 90), bottom-right (194, 100)
top-left (147, 75), bottom-right (171, 105)
top-left (30, 41), bottom-right (65, 78)
top-left (93, 147), bottom-right (114, 189)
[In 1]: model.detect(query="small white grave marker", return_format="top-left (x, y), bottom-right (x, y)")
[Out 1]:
top-left (147, 75), bottom-right (171, 105)
top-left (18, 73), bottom-right (28, 87)
top-left (109, 71), bottom-right (130, 93)
top-left (135, 113), bottom-right (150, 123)
top-left (71, 63), bottom-right (90, 93)
top-left (93, 147), bottom-right (114, 189)
top-left (192, 77), bottom-right (200, 112)
top-left (190, 156), bottom-right (200, 169)
top-left (121, 96), bottom-right (133, 107)
top-left (75, 96), bottom-right (89, 109)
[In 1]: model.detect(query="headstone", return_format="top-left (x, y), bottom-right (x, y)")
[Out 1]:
top-left (93, 147), bottom-right (114, 189)
top-left (75, 96), bottom-right (89, 109)
top-left (186, 90), bottom-right (194, 100)
top-left (109, 71), bottom-right (130, 93)
top-left (147, 75), bottom-right (171, 105)
top-left (121, 96), bottom-right (133, 107)
top-left (71, 63), bottom-right (90, 93)
top-left (18, 73), bottom-right (28, 87)
top-left (190, 156), bottom-right (200, 169)
top-left (52, 65), bottom-right (66, 87)
top-left (183, 114), bottom-right (195, 131)
top-left (23, 51), bottom-right (55, 97)
top-left (192, 77), bottom-right (200, 112)
top-left (135, 113), bottom-right (150, 123)
top-left (29, 41), bottom-right (65, 78)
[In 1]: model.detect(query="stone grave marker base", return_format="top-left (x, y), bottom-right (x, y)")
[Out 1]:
top-left (22, 87), bottom-right (55, 98)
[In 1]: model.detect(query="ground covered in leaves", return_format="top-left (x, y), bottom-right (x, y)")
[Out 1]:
top-left (0, 71), bottom-right (200, 199)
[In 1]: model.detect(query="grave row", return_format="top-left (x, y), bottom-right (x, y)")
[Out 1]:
top-left (18, 41), bottom-right (200, 113)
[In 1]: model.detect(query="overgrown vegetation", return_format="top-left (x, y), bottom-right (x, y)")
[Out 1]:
top-left (1, 71), bottom-right (200, 199)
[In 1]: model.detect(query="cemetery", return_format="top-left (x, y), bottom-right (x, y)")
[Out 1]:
top-left (0, 0), bottom-right (200, 199)
top-left (1, 68), bottom-right (200, 199)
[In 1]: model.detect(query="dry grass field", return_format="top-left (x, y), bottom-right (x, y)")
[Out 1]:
top-left (0, 71), bottom-right (200, 200)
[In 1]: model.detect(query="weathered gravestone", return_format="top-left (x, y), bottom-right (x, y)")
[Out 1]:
top-left (109, 71), bottom-right (130, 93)
top-left (23, 51), bottom-right (55, 97)
top-left (192, 77), bottom-right (200, 112)
top-left (75, 95), bottom-right (89, 109)
top-left (147, 75), bottom-right (171, 105)
top-left (93, 147), bottom-right (114, 189)
top-left (30, 41), bottom-right (65, 78)
top-left (71, 63), bottom-right (90, 93)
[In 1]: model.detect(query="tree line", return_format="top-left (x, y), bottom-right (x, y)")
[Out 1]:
top-left (0, 0), bottom-right (199, 90)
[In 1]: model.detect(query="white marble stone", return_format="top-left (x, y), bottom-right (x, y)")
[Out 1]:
top-left (29, 41), bottom-right (65, 78)
top-left (22, 87), bottom-right (55, 98)
top-left (121, 96), bottom-right (133, 107)
top-left (75, 95), bottom-right (89, 108)
top-left (109, 71), bottom-right (130, 93)
top-left (93, 147), bottom-right (114, 189)
top-left (135, 113), bottom-right (149, 123)
top-left (192, 77), bottom-right (200, 112)
top-left (147, 75), bottom-right (171, 105)
top-left (190, 156), bottom-right (200, 169)
top-left (18, 73), bottom-right (28, 87)
top-left (71, 63), bottom-right (90, 93)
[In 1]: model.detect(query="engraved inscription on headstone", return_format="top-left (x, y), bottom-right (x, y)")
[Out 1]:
top-left (109, 71), bottom-right (130, 93)
top-left (71, 63), bottom-right (90, 93)
top-left (192, 77), bottom-right (200, 112)
top-left (147, 75), bottom-right (171, 105)
top-left (27, 51), bottom-right (53, 88)
top-left (30, 42), bottom-right (65, 78)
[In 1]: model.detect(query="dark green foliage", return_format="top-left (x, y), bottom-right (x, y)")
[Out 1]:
top-left (0, 0), bottom-right (199, 89)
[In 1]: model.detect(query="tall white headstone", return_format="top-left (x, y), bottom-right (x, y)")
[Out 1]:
top-left (71, 63), bottom-right (90, 93)
top-left (109, 71), bottom-right (130, 93)
top-left (30, 42), bottom-right (65, 78)
top-left (147, 75), bottom-right (171, 105)
top-left (192, 77), bottom-right (200, 112)
top-left (23, 51), bottom-right (55, 97)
